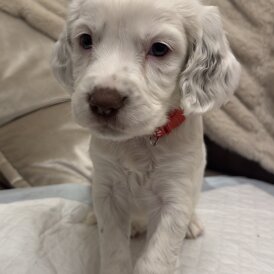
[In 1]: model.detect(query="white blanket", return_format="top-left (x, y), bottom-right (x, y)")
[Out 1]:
top-left (0, 177), bottom-right (273, 274)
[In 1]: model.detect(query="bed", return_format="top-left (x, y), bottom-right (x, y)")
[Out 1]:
top-left (0, 176), bottom-right (273, 274)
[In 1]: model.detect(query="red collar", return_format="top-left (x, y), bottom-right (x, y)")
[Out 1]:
top-left (150, 108), bottom-right (186, 146)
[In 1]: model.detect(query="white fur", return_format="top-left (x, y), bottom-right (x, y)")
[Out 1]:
top-left (52, 0), bottom-right (240, 273)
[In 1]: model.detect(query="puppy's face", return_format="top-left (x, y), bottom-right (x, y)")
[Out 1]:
top-left (52, 0), bottom-right (240, 141)
top-left (69, 0), bottom-right (188, 140)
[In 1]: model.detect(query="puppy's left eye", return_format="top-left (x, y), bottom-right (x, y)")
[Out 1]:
top-left (79, 34), bottom-right (93, 50)
top-left (148, 42), bottom-right (170, 57)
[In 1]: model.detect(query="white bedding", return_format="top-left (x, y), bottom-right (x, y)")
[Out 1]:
top-left (0, 176), bottom-right (273, 274)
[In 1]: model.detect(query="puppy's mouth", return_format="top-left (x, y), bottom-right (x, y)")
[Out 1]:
top-left (72, 93), bottom-right (166, 140)
top-left (89, 111), bottom-right (159, 141)
top-left (90, 113), bottom-right (130, 138)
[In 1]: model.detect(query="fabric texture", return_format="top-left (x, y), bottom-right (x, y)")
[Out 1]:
top-left (0, 10), bottom-right (69, 127)
top-left (203, 0), bottom-right (274, 175)
top-left (0, 6), bottom-right (92, 187)
top-left (0, 176), bottom-right (273, 274)
top-left (0, 183), bottom-right (92, 204)
top-left (0, 152), bottom-right (29, 188)
top-left (0, 103), bottom-right (93, 187)
top-left (1, 0), bottom-right (272, 174)
top-left (0, 0), bottom-right (67, 40)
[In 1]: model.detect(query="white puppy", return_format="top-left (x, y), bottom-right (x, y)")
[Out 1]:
top-left (52, 0), bottom-right (240, 273)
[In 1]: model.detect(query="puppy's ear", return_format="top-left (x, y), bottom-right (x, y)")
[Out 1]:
top-left (180, 6), bottom-right (240, 114)
top-left (51, 28), bottom-right (74, 92)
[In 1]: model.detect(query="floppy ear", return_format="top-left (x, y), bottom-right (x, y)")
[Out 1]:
top-left (180, 6), bottom-right (241, 114)
top-left (51, 28), bottom-right (74, 92)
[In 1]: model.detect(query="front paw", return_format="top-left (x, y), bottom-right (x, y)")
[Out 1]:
top-left (186, 214), bottom-right (204, 239)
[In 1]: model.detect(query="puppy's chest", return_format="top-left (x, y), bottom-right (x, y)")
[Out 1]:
top-left (117, 142), bottom-right (156, 191)
top-left (120, 151), bottom-right (155, 175)
top-left (115, 138), bottom-right (155, 174)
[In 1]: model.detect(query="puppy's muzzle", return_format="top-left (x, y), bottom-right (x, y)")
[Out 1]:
top-left (88, 87), bottom-right (127, 118)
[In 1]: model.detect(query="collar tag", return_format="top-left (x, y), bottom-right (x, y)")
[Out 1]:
top-left (150, 109), bottom-right (185, 146)
top-left (149, 135), bottom-right (159, 146)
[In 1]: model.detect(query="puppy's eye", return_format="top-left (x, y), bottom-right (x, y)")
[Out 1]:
top-left (79, 34), bottom-right (93, 50)
top-left (148, 42), bottom-right (170, 57)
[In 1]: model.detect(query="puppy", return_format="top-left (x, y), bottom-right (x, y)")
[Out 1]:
top-left (52, 0), bottom-right (240, 273)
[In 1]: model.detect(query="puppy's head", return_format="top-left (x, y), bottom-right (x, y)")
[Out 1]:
top-left (52, 0), bottom-right (240, 141)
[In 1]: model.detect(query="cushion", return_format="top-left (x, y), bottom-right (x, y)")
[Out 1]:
top-left (0, 103), bottom-right (92, 187)
top-left (0, 11), bottom-right (92, 187)
top-left (0, 176), bottom-right (273, 274)
top-left (0, 11), bottom-right (68, 126)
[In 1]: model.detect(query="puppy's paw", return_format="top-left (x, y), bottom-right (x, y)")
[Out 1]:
top-left (85, 211), bottom-right (97, 225)
top-left (131, 217), bottom-right (147, 238)
top-left (186, 214), bottom-right (204, 239)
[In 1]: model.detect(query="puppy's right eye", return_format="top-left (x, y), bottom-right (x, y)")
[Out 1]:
top-left (79, 34), bottom-right (93, 50)
top-left (148, 42), bottom-right (170, 57)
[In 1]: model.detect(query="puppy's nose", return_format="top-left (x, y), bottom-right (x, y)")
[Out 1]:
top-left (88, 88), bottom-right (127, 117)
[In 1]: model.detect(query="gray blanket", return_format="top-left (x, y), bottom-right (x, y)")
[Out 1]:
top-left (203, 0), bottom-right (274, 175)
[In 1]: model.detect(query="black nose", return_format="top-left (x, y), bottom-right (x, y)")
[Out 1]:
top-left (88, 88), bottom-right (127, 117)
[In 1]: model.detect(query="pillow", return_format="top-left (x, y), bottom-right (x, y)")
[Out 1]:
top-left (0, 103), bottom-right (93, 188)
top-left (0, 11), bottom-right (92, 187)
top-left (0, 11), bottom-right (68, 126)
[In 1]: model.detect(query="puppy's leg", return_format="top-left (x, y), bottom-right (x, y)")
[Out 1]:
top-left (85, 210), bottom-right (98, 225)
top-left (93, 183), bottom-right (132, 274)
top-left (131, 215), bottom-right (147, 238)
top-left (134, 179), bottom-right (194, 274)
top-left (186, 213), bottom-right (204, 239)
top-left (86, 211), bottom-right (148, 238)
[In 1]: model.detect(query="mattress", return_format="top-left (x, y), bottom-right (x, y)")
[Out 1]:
top-left (0, 176), bottom-right (273, 274)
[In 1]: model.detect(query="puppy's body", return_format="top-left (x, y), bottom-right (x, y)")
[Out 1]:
top-left (91, 115), bottom-right (204, 273)
top-left (52, 0), bottom-right (240, 273)
top-left (91, 115), bottom-right (204, 217)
